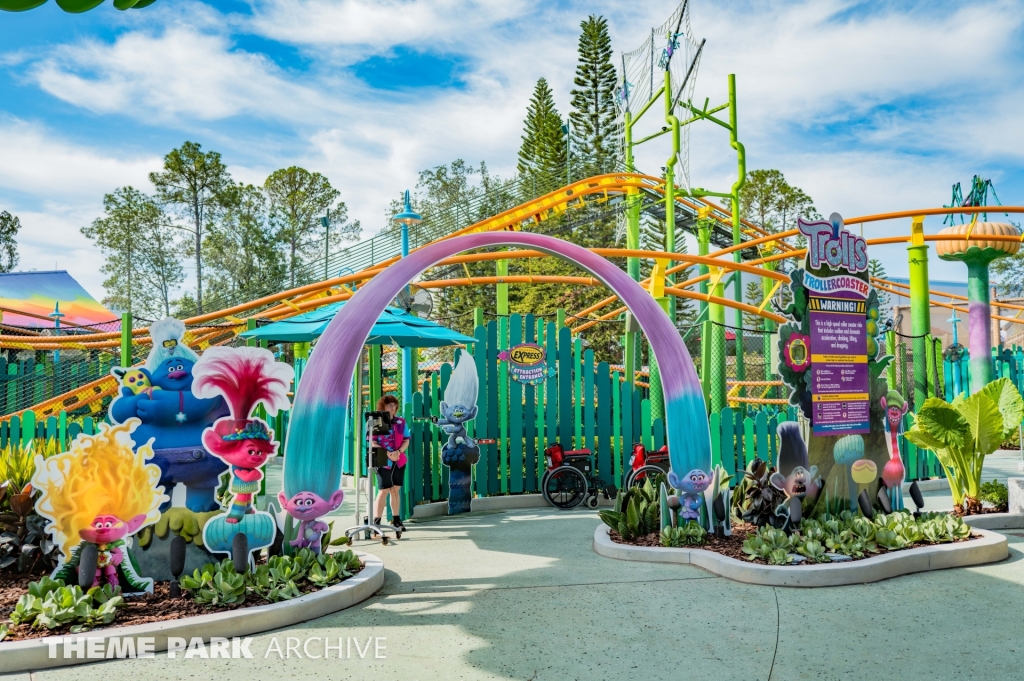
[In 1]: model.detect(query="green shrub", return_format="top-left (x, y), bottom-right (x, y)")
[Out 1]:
top-left (599, 476), bottom-right (662, 540)
top-left (979, 479), bottom-right (1008, 508)
top-left (659, 521), bottom-right (707, 548)
top-left (8, 577), bottom-right (123, 632)
top-left (906, 378), bottom-right (1024, 512)
top-left (180, 549), bottom-right (364, 606)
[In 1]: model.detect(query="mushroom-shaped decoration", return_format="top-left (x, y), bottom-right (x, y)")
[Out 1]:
top-left (936, 222), bottom-right (1021, 391)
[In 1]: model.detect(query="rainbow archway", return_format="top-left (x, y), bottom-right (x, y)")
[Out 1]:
top-left (282, 232), bottom-right (710, 501)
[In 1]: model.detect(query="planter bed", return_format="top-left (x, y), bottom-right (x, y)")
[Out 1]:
top-left (593, 525), bottom-right (1007, 587)
top-left (0, 552), bottom-right (384, 674)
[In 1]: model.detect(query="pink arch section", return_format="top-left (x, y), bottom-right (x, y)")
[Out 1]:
top-left (284, 232), bottom-right (710, 498)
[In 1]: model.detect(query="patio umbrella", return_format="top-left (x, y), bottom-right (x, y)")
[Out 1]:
top-left (238, 302), bottom-right (476, 347)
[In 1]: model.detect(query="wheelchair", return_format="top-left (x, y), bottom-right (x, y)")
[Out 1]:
top-left (541, 443), bottom-right (616, 509)
top-left (624, 443), bottom-right (670, 489)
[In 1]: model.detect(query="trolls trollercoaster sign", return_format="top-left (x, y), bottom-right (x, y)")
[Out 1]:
top-left (776, 212), bottom-right (899, 514)
top-left (799, 216), bottom-right (871, 436)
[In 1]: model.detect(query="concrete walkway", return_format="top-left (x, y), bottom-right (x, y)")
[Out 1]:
top-left (6, 458), bottom-right (1024, 681)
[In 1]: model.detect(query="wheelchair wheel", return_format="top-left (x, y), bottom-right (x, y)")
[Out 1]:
top-left (585, 494), bottom-right (599, 509)
top-left (627, 465), bottom-right (666, 489)
top-left (543, 467), bottom-right (588, 509)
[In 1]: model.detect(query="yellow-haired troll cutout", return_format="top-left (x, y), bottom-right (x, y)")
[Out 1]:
top-left (32, 419), bottom-right (166, 594)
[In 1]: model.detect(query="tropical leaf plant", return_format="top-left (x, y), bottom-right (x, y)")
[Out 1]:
top-left (905, 378), bottom-right (1024, 513)
top-left (599, 476), bottom-right (662, 540)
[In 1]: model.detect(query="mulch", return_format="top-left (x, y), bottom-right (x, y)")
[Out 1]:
top-left (953, 504), bottom-right (1009, 516)
top-left (0, 567), bottom-right (362, 642)
top-left (608, 519), bottom-right (976, 566)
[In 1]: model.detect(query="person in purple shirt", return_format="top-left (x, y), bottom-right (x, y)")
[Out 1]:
top-left (372, 395), bottom-right (410, 532)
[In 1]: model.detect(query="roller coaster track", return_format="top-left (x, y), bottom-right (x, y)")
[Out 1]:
top-left (5, 168), bottom-right (1024, 420)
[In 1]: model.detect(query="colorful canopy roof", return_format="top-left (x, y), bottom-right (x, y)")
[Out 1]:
top-left (0, 270), bottom-right (117, 328)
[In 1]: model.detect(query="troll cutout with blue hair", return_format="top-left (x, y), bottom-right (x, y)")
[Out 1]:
top-left (439, 350), bottom-right (480, 514)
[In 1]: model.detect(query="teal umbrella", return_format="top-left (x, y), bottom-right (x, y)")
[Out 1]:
top-left (239, 302), bottom-right (476, 347)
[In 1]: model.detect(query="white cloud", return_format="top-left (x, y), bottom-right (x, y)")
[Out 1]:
top-left (0, 117), bottom-right (158, 200)
top-left (30, 27), bottom-right (334, 123)
top-left (247, 0), bottom-right (536, 54)
top-left (4, 0), bottom-right (1023, 302)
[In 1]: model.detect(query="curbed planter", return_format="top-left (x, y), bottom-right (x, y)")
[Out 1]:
top-left (962, 513), bottom-right (1024, 531)
top-left (592, 525), bottom-right (1007, 587)
top-left (0, 552), bottom-right (384, 674)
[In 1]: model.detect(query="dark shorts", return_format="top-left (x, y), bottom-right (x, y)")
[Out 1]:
top-left (376, 464), bottom-right (406, 490)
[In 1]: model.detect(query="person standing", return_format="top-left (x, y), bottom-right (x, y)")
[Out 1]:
top-left (372, 395), bottom-right (409, 532)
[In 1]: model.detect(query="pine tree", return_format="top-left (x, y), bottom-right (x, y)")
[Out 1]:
top-left (744, 281), bottom-right (766, 330)
top-left (868, 259), bottom-right (891, 312)
top-left (569, 15), bottom-right (619, 175)
top-left (517, 78), bottom-right (567, 193)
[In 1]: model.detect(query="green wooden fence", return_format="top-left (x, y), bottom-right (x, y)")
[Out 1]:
top-left (384, 314), bottom-right (945, 510)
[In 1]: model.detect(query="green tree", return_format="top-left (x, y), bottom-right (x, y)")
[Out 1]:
top-left (264, 167), bottom-right (356, 288)
top-left (517, 78), bottom-right (567, 190)
top-left (739, 168), bottom-right (820, 249)
top-left (868, 259), bottom-right (891, 312)
top-left (81, 187), bottom-right (183, 318)
top-left (149, 142), bottom-right (231, 315)
top-left (744, 280), bottom-right (766, 330)
top-left (569, 15), bottom-right (619, 175)
top-left (203, 183), bottom-right (286, 305)
top-left (0, 211), bottom-right (21, 273)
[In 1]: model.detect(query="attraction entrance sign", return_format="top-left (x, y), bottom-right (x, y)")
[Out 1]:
top-left (776, 213), bottom-right (899, 514)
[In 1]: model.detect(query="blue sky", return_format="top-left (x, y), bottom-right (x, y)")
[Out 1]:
top-left (2, 0), bottom-right (1023, 300)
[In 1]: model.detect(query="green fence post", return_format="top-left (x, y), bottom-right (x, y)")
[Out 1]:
top-left (120, 312), bottom-right (132, 368)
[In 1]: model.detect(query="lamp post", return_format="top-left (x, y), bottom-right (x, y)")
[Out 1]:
top-left (392, 190), bottom-right (423, 406)
top-left (48, 301), bottom-right (64, 364)
top-left (320, 210), bottom-right (331, 281)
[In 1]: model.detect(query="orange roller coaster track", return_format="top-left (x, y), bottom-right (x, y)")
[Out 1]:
top-left (4, 168), bottom-right (1023, 419)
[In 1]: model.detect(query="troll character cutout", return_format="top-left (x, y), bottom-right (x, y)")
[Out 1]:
top-left (192, 346), bottom-right (294, 523)
top-left (437, 350), bottom-right (481, 515)
top-left (109, 318), bottom-right (229, 512)
top-left (769, 422), bottom-right (821, 528)
top-left (438, 350), bottom-right (479, 451)
top-left (277, 490), bottom-right (345, 552)
top-left (667, 469), bottom-right (713, 521)
top-left (880, 391), bottom-right (909, 510)
top-left (32, 420), bottom-right (166, 594)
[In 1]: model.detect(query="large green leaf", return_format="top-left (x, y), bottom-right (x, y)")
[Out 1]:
top-left (957, 392), bottom-right (1005, 457)
top-left (915, 399), bottom-right (968, 450)
top-left (625, 498), bottom-right (640, 538)
top-left (904, 427), bottom-right (947, 455)
top-left (981, 377), bottom-right (1024, 435)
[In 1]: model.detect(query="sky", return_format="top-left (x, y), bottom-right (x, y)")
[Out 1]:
top-left (2, 0), bottom-right (1023, 305)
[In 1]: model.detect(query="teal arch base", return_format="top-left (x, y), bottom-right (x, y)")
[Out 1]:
top-left (282, 233), bottom-right (710, 505)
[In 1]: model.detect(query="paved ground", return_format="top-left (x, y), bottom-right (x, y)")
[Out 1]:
top-left (6, 456), bottom-right (1024, 681)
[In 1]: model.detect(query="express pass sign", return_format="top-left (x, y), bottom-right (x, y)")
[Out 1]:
top-left (799, 214), bottom-right (870, 436)
top-left (498, 343), bottom-right (550, 385)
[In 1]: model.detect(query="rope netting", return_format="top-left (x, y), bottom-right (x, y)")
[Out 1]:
top-left (616, 0), bottom-right (703, 191)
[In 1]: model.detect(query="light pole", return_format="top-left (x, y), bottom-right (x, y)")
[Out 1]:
top-left (320, 210), bottom-right (331, 281)
top-left (392, 190), bottom-right (423, 406)
top-left (49, 301), bottom-right (64, 364)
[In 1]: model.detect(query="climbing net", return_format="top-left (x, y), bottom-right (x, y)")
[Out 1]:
top-left (615, 0), bottom-right (704, 192)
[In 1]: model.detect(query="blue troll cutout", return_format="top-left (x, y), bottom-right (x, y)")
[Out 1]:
top-left (438, 350), bottom-right (480, 514)
top-left (668, 469), bottom-right (713, 522)
top-left (109, 319), bottom-right (228, 512)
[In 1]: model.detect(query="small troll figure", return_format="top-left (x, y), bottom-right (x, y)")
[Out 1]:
top-left (193, 346), bottom-right (294, 523)
top-left (32, 420), bottom-right (166, 593)
top-left (278, 490), bottom-right (345, 552)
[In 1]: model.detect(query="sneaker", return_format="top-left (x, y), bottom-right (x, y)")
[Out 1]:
top-left (392, 517), bottom-right (407, 532)
top-left (371, 517), bottom-right (382, 537)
